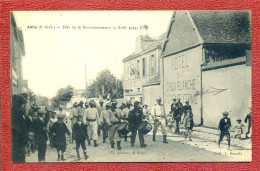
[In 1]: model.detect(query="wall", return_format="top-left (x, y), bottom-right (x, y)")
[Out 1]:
top-left (143, 84), bottom-right (161, 109)
top-left (163, 46), bottom-right (202, 124)
top-left (202, 64), bottom-right (251, 127)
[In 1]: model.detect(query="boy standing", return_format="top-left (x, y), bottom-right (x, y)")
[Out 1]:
top-left (232, 119), bottom-right (244, 139)
top-left (218, 111), bottom-right (232, 149)
top-left (183, 110), bottom-right (194, 141)
top-left (51, 114), bottom-right (71, 161)
top-left (73, 115), bottom-right (89, 160)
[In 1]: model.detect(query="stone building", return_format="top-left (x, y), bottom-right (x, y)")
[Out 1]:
top-left (10, 12), bottom-right (28, 96)
top-left (122, 31), bottom-right (166, 107)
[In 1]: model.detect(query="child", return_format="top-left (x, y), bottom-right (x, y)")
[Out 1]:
top-left (72, 115), bottom-right (89, 160)
top-left (232, 119), bottom-right (244, 139)
top-left (183, 110), bottom-right (194, 141)
top-left (51, 114), bottom-right (71, 161)
top-left (166, 114), bottom-right (174, 134)
top-left (47, 111), bottom-right (57, 148)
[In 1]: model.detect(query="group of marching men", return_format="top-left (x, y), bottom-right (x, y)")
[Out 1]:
top-left (64, 96), bottom-right (195, 161)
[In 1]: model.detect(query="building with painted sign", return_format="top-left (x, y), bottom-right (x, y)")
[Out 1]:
top-left (122, 30), bottom-right (165, 107)
top-left (161, 11), bottom-right (251, 127)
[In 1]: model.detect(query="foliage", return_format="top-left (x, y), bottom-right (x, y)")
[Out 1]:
top-left (51, 85), bottom-right (74, 108)
top-left (36, 95), bottom-right (49, 106)
top-left (86, 69), bottom-right (123, 99)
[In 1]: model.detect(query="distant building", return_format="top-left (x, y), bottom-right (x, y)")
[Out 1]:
top-left (67, 89), bottom-right (86, 108)
top-left (162, 11), bottom-right (251, 127)
top-left (10, 12), bottom-right (29, 96)
top-left (122, 27), bottom-right (166, 107)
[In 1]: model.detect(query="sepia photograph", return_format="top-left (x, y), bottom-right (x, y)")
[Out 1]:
top-left (10, 10), bottom-right (252, 163)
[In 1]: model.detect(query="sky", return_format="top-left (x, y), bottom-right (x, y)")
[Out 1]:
top-left (14, 11), bottom-right (173, 98)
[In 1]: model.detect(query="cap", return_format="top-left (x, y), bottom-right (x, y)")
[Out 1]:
top-left (99, 99), bottom-right (104, 103)
top-left (85, 101), bottom-right (89, 105)
top-left (156, 96), bottom-right (162, 101)
top-left (172, 98), bottom-right (176, 101)
top-left (126, 101), bottom-right (132, 105)
top-left (236, 118), bottom-right (242, 121)
top-left (185, 100), bottom-right (189, 103)
top-left (222, 111), bottom-right (229, 116)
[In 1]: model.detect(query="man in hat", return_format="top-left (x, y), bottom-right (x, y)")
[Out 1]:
top-left (51, 114), bottom-right (71, 161)
top-left (97, 99), bottom-right (105, 137)
top-left (34, 109), bottom-right (48, 162)
top-left (107, 99), bottom-right (122, 150)
top-left (218, 111), bottom-right (231, 149)
top-left (151, 96), bottom-right (168, 143)
top-left (72, 115), bottom-right (89, 160)
top-left (11, 94), bottom-right (28, 163)
top-left (85, 100), bottom-right (100, 147)
top-left (128, 101), bottom-right (147, 148)
top-left (170, 98), bottom-right (177, 114)
top-left (182, 101), bottom-right (192, 124)
top-left (121, 101), bottom-right (132, 142)
top-left (100, 102), bottom-right (111, 143)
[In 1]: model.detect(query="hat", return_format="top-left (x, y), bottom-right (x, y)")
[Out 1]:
top-left (134, 101), bottom-right (140, 107)
top-left (236, 118), bottom-right (242, 121)
top-left (106, 102), bottom-right (111, 107)
top-left (57, 114), bottom-right (65, 119)
top-left (12, 94), bottom-right (27, 106)
top-left (20, 93), bottom-right (29, 100)
top-left (111, 99), bottom-right (117, 104)
top-left (156, 97), bottom-right (162, 101)
top-left (38, 109), bottom-right (46, 117)
top-left (143, 104), bottom-right (148, 107)
top-left (222, 111), bottom-right (229, 116)
top-left (85, 101), bottom-right (89, 105)
top-left (89, 100), bottom-right (95, 104)
top-left (185, 100), bottom-right (189, 103)
top-left (99, 99), bottom-right (104, 103)
top-left (77, 115), bottom-right (83, 118)
top-left (126, 101), bottom-right (132, 105)
top-left (172, 98), bottom-right (176, 101)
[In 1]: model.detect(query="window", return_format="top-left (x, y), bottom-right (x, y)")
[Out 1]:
top-left (136, 60), bottom-right (140, 79)
top-left (142, 58), bottom-right (146, 76)
top-left (151, 54), bottom-right (156, 75)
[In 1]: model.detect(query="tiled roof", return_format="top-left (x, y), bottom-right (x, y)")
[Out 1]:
top-left (189, 11), bottom-right (251, 44)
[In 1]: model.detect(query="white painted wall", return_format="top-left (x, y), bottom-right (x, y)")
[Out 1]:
top-left (202, 64), bottom-right (251, 128)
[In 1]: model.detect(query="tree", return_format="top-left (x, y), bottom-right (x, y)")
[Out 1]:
top-left (51, 85), bottom-right (74, 109)
top-left (86, 69), bottom-right (123, 99)
top-left (35, 95), bottom-right (49, 107)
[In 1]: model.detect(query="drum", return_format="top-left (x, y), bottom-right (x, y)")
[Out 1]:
top-left (117, 122), bottom-right (130, 136)
top-left (138, 121), bottom-right (153, 135)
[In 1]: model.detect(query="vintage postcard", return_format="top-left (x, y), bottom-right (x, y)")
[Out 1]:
top-left (10, 10), bottom-right (251, 162)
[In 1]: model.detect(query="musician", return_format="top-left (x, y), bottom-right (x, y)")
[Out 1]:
top-left (85, 100), bottom-right (100, 147)
top-left (97, 99), bottom-right (105, 137)
top-left (128, 101), bottom-right (147, 148)
top-left (107, 99), bottom-right (122, 150)
top-left (121, 101), bottom-right (132, 142)
top-left (151, 97), bottom-right (168, 143)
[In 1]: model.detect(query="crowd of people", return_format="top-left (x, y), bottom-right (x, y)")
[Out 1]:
top-left (11, 93), bottom-right (252, 163)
